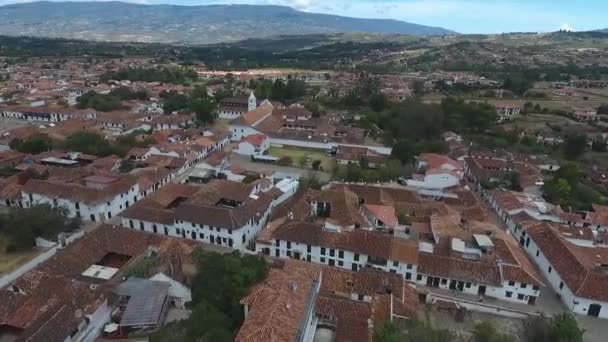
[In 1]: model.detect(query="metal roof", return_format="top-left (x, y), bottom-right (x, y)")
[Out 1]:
top-left (116, 278), bottom-right (170, 327)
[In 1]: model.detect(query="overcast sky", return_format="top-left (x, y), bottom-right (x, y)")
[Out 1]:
top-left (5, 0), bottom-right (607, 33)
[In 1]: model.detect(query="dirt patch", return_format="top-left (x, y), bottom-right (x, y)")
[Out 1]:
top-left (421, 305), bottom-right (526, 341)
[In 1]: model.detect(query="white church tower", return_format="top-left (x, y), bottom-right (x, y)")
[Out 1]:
top-left (248, 92), bottom-right (257, 112)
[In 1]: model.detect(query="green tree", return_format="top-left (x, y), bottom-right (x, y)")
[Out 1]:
top-left (297, 154), bottom-right (308, 168)
top-left (10, 135), bottom-right (53, 154)
top-left (413, 80), bottom-right (425, 97)
top-left (311, 160), bottom-right (322, 170)
top-left (345, 162), bottom-right (363, 182)
top-left (285, 78), bottom-right (307, 101)
top-left (299, 173), bottom-right (324, 190)
top-left (190, 85), bottom-right (209, 100)
top-left (0, 204), bottom-right (80, 252)
top-left (543, 178), bottom-right (572, 207)
top-left (255, 79), bottom-right (273, 99)
top-left (563, 134), bottom-right (588, 160)
top-left (391, 139), bottom-right (416, 164)
top-left (153, 251), bottom-right (268, 341)
top-left (63, 132), bottom-right (116, 156)
top-left (369, 92), bottom-right (389, 112)
top-left (191, 97), bottom-right (215, 127)
top-left (271, 79), bottom-right (286, 102)
top-left (304, 101), bottom-right (324, 118)
top-left (163, 93), bottom-right (190, 114)
top-left (474, 321), bottom-right (515, 342)
top-left (549, 313), bottom-right (584, 342)
top-left (77, 90), bottom-right (122, 112)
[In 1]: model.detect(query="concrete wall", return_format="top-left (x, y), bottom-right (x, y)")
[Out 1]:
top-left (406, 173), bottom-right (459, 190)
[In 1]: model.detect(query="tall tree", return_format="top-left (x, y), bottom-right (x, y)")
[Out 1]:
top-left (191, 97), bottom-right (215, 127)
top-left (563, 134), bottom-right (588, 160)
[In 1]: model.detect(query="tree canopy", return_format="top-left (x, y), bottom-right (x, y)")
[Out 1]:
top-left (524, 313), bottom-right (584, 342)
top-left (101, 66), bottom-right (198, 84)
top-left (563, 134), bottom-right (588, 160)
top-left (0, 204), bottom-right (80, 252)
top-left (151, 250), bottom-right (268, 342)
top-left (10, 135), bottom-right (53, 154)
top-left (76, 90), bottom-right (122, 112)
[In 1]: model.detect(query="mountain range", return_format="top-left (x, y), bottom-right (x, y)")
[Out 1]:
top-left (0, 1), bottom-right (455, 45)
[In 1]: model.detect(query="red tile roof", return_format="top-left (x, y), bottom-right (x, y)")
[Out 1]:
top-left (525, 222), bottom-right (608, 301)
top-left (242, 133), bottom-right (267, 146)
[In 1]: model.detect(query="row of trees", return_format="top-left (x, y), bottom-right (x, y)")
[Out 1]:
top-left (76, 87), bottom-right (151, 112)
top-left (10, 130), bottom-right (156, 158)
top-left (0, 205), bottom-right (80, 252)
top-left (151, 250), bottom-right (268, 342)
top-left (101, 66), bottom-right (198, 84)
top-left (249, 78), bottom-right (308, 103)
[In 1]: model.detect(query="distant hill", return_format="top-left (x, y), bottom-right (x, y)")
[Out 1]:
top-left (0, 1), bottom-right (455, 45)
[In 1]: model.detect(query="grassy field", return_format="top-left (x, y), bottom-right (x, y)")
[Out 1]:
top-left (504, 113), bottom-right (600, 135)
top-left (268, 146), bottom-right (335, 171)
top-left (0, 236), bottom-right (40, 275)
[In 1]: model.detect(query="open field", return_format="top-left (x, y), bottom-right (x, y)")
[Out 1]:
top-left (268, 146), bottom-right (335, 171)
top-left (0, 236), bottom-right (41, 275)
top-left (504, 113), bottom-right (600, 135)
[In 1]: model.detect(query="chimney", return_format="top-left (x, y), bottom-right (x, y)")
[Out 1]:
top-left (290, 281), bottom-right (298, 292)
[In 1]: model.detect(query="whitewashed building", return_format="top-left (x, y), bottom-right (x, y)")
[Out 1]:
top-left (22, 175), bottom-right (140, 222)
top-left (514, 221), bottom-right (608, 318)
top-left (120, 179), bottom-right (298, 251)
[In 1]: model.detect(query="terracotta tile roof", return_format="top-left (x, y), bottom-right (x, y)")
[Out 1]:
top-left (144, 154), bottom-right (187, 170)
top-left (364, 204), bottom-right (397, 228)
top-left (22, 176), bottom-right (137, 205)
top-left (333, 184), bottom-right (420, 206)
top-left (242, 133), bottom-right (267, 146)
top-left (494, 238), bottom-right (544, 286)
top-left (231, 103), bottom-right (274, 126)
top-left (0, 175), bottom-right (25, 200)
top-left (390, 238), bottom-right (419, 265)
top-left (418, 252), bottom-right (502, 286)
top-left (418, 153), bottom-right (462, 171)
top-left (310, 187), bottom-right (369, 228)
top-left (120, 183), bottom-right (206, 224)
top-left (524, 222), bottom-right (608, 301)
top-left (270, 221), bottom-right (418, 264)
top-left (335, 145), bottom-right (386, 164)
top-left (202, 150), bottom-right (227, 167)
top-left (237, 260), bottom-right (419, 342)
top-left (270, 190), bottom-right (312, 221)
top-left (314, 294), bottom-right (374, 342)
top-left (0, 225), bottom-right (197, 338)
top-left (236, 260), bottom-right (320, 342)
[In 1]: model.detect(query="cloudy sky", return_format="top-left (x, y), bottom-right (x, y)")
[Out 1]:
top-left (5, 0), bottom-right (608, 33)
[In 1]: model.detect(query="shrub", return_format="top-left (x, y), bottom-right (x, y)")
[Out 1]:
top-left (278, 156), bottom-right (293, 166)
